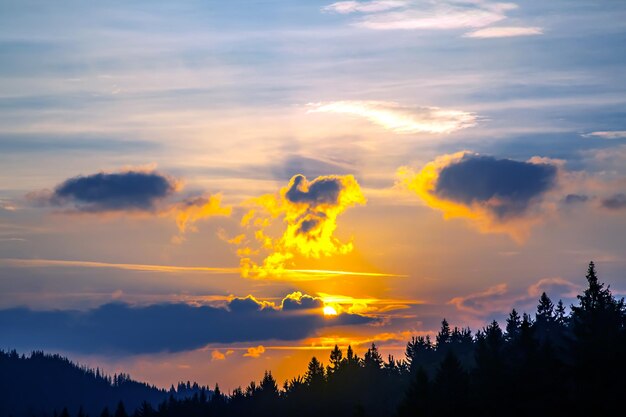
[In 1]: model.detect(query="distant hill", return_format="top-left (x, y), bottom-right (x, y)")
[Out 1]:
top-left (0, 350), bottom-right (209, 417)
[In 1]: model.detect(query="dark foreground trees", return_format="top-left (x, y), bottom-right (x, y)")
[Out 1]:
top-left (3, 262), bottom-right (625, 417)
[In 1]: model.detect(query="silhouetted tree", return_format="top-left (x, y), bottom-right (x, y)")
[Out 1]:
top-left (398, 367), bottom-right (430, 417)
top-left (505, 309), bottom-right (521, 341)
top-left (435, 319), bottom-right (451, 347)
top-left (555, 299), bottom-right (567, 325)
top-left (304, 357), bottom-right (325, 386)
top-left (114, 402), bottom-right (127, 417)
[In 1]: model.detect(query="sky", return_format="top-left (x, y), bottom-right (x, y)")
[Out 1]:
top-left (1, 0), bottom-right (626, 391)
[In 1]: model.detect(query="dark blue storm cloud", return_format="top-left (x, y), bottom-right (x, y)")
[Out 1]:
top-left (601, 193), bottom-right (626, 210)
top-left (0, 299), bottom-right (373, 355)
top-left (564, 194), bottom-right (589, 205)
top-left (435, 155), bottom-right (557, 218)
top-left (281, 293), bottom-right (323, 311)
top-left (42, 171), bottom-right (177, 212)
top-left (285, 175), bottom-right (342, 206)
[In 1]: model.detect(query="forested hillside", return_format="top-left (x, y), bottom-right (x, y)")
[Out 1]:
top-left (2, 262), bottom-right (624, 417)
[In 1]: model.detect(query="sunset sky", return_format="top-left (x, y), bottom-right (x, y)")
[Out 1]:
top-left (1, 0), bottom-right (626, 391)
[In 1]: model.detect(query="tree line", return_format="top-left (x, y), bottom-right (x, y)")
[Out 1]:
top-left (3, 262), bottom-right (625, 417)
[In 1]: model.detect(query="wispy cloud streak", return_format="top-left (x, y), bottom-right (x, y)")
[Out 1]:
top-left (307, 101), bottom-right (476, 134)
top-left (464, 26), bottom-right (543, 38)
top-left (322, 1), bottom-right (542, 38)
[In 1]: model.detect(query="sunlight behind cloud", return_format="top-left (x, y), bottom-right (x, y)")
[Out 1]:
top-left (397, 151), bottom-right (559, 242)
top-left (231, 174), bottom-right (367, 279)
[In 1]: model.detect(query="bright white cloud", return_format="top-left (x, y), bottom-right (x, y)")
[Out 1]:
top-left (323, 1), bottom-right (542, 37)
top-left (358, 8), bottom-right (506, 30)
top-left (583, 131), bottom-right (626, 139)
top-left (323, 1), bottom-right (407, 14)
top-left (464, 26), bottom-right (543, 38)
top-left (307, 101), bottom-right (477, 134)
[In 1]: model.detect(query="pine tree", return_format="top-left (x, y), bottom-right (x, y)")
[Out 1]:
top-left (434, 352), bottom-right (468, 415)
top-left (212, 383), bottom-right (225, 403)
top-left (363, 343), bottom-right (383, 369)
top-left (436, 318), bottom-right (451, 347)
top-left (259, 371), bottom-right (279, 398)
top-left (136, 401), bottom-right (153, 417)
top-left (570, 261), bottom-right (625, 414)
top-left (506, 308), bottom-right (521, 340)
top-left (114, 402), bottom-right (127, 417)
top-left (536, 292), bottom-right (555, 322)
top-left (398, 367), bottom-right (430, 417)
top-left (555, 300), bottom-right (567, 325)
top-left (304, 357), bottom-right (325, 386)
top-left (328, 345), bottom-right (343, 375)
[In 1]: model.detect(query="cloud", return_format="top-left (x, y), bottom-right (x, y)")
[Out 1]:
top-left (0, 294), bottom-right (374, 354)
top-left (233, 174), bottom-right (366, 279)
top-left (0, 199), bottom-right (17, 211)
top-left (307, 101), bottom-right (476, 134)
top-left (211, 349), bottom-right (226, 361)
top-left (564, 194), bottom-right (589, 205)
top-left (448, 284), bottom-right (509, 314)
top-left (281, 292), bottom-right (324, 311)
top-left (210, 349), bottom-right (234, 360)
top-left (322, 1), bottom-right (541, 37)
top-left (228, 295), bottom-right (275, 312)
top-left (322, 1), bottom-right (407, 14)
top-left (601, 193), bottom-right (626, 210)
top-left (398, 152), bottom-right (558, 240)
top-left (30, 170), bottom-right (178, 212)
top-left (449, 277), bottom-right (579, 316)
top-left (243, 345), bottom-right (266, 358)
top-left (165, 194), bottom-right (232, 243)
top-left (463, 26), bottom-right (543, 38)
top-left (583, 131), bottom-right (626, 140)
top-left (527, 277), bottom-right (579, 298)
top-left (0, 258), bottom-right (401, 282)
top-left (28, 169), bottom-right (231, 239)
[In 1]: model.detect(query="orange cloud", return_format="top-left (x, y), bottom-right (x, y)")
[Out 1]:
top-left (211, 349), bottom-right (234, 361)
top-left (243, 345), bottom-right (266, 358)
top-left (211, 349), bottom-right (226, 361)
top-left (166, 194), bottom-right (232, 243)
top-left (232, 174), bottom-right (366, 279)
top-left (398, 151), bottom-right (559, 242)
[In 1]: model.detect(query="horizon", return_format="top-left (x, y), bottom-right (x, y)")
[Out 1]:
top-left (1, 0), bottom-right (626, 394)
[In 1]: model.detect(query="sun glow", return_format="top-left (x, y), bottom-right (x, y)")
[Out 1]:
top-left (323, 305), bottom-right (339, 316)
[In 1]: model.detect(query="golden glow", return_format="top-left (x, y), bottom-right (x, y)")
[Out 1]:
top-left (397, 151), bottom-right (543, 242)
top-left (0, 258), bottom-right (401, 283)
top-left (231, 174), bottom-right (367, 279)
top-left (166, 194), bottom-right (231, 242)
top-left (323, 305), bottom-right (338, 316)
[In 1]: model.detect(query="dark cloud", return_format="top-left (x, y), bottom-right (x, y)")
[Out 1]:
top-left (435, 155), bottom-right (557, 218)
top-left (281, 293), bottom-right (324, 311)
top-left (564, 194), bottom-right (589, 205)
top-left (32, 171), bottom-right (177, 212)
top-left (228, 296), bottom-right (266, 312)
top-left (601, 193), bottom-right (626, 210)
top-left (0, 301), bottom-right (372, 355)
top-left (285, 174), bottom-right (342, 206)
